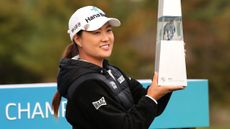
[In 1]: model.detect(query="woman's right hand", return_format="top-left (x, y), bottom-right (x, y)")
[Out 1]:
top-left (147, 72), bottom-right (185, 101)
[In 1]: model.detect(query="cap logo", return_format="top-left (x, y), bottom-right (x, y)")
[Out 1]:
top-left (85, 13), bottom-right (106, 23)
top-left (71, 22), bottom-right (81, 33)
top-left (85, 7), bottom-right (106, 23)
top-left (91, 7), bottom-right (101, 13)
top-left (84, 24), bottom-right (89, 30)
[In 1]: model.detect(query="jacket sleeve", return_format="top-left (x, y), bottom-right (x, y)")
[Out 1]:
top-left (68, 80), bottom-right (158, 129)
top-left (128, 78), bottom-right (172, 116)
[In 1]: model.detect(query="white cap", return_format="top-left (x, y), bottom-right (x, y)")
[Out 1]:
top-left (158, 0), bottom-right (182, 18)
top-left (67, 6), bottom-right (121, 40)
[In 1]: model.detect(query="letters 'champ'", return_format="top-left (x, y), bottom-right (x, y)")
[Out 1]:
top-left (67, 6), bottom-right (121, 40)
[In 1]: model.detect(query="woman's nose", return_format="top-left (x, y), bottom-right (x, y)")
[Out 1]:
top-left (101, 32), bottom-right (109, 41)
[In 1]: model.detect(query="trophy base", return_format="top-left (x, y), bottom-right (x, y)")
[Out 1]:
top-left (155, 40), bottom-right (187, 86)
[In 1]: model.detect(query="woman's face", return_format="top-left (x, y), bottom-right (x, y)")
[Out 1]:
top-left (75, 23), bottom-right (114, 64)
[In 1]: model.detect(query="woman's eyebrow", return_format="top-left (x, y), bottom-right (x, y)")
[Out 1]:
top-left (97, 24), bottom-right (112, 31)
top-left (106, 24), bottom-right (112, 28)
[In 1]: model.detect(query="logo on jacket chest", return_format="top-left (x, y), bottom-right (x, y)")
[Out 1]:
top-left (109, 81), bottom-right (117, 89)
top-left (117, 75), bottom-right (125, 84)
top-left (108, 75), bottom-right (125, 90)
top-left (92, 97), bottom-right (107, 110)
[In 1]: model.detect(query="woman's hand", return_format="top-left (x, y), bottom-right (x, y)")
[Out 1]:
top-left (147, 72), bottom-right (185, 101)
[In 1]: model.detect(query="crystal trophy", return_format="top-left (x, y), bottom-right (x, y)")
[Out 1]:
top-left (155, 0), bottom-right (187, 86)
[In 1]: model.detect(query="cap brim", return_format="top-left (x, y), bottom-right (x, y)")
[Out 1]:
top-left (85, 17), bottom-right (121, 31)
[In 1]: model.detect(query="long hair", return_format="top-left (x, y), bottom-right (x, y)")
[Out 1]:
top-left (61, 42), bottom-right (79, 59)
top-left (52, 31), bottom-right (82, 118)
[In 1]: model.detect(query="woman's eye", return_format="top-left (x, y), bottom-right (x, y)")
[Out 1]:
top-left (93, 31), bottom-right (100, 35)
top-left (107, 28), bottom-right (112, 32)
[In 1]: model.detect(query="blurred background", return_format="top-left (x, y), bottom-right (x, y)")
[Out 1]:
top-left (0, 0), bottom-right (229, 128)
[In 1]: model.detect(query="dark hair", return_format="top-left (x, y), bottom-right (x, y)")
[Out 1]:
top-left (61, 42), bottom-right (79, 59)
top-left (52, 30), bottom-right (83, 118)
top-left (62, 30), bottom-right (83, 58)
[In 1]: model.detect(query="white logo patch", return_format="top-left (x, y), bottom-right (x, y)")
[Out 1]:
top-left (92, 97), bottom-right (107, 110)
top-left (110, 81), bottom-right (117, 89)
top-left (118, 75), bottom-right (125, 84)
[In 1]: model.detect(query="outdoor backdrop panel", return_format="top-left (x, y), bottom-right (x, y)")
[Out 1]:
top-left (0, 80), bottom-right (209, 129)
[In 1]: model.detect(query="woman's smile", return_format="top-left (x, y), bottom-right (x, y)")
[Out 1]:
top-left (99, 43), bottom-right (110, 50)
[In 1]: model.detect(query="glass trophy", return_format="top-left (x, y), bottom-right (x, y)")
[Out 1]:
top-left (155, 0), bottom-right (187, 86)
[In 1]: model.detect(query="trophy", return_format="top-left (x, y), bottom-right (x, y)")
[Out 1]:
top-left (155, 0), bottom-right (187, 86)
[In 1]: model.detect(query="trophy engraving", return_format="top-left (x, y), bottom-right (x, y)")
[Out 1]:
top-left (163, 20), bottom-right (175, 40)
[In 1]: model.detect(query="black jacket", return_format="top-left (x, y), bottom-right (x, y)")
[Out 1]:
top-left (57, 58), bottom-right (172, 129)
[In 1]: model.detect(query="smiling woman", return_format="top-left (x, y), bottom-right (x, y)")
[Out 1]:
top-left (74, 23), bottom-right (115, 67)
top-left (51, 5), bottom-right (184, 129)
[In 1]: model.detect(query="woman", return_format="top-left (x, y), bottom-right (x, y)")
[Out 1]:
top-left (52, 6), bottom-right (184, 129)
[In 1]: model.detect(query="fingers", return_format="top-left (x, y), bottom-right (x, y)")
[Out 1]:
top-left (152, 72), bottom-right (158, 85)
top-left (164, 86), bottom-right (185, 92)
top-left (152, 72), bottom-right (185, 90)
top-left (153, 72), bottom-right (158, 81)
top-left (151, 72), bottom-right (158, 88)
